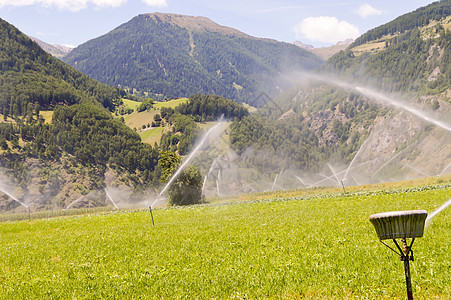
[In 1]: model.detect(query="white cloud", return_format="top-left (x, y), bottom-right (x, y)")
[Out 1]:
top-left (0, 0), bottom-right (127, 11)
top-left (355, 3), bottom-right (382, 18)
top-left (141, 0), bottom-right (167, 7)
top-left (293, 16), bottom-right (360, 44)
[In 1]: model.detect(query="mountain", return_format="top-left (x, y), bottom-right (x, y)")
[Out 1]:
top-left (293, 41), bottom-right (314, 50)
top-left (293, 39), bottom-right (354, 60)
top-left (63, 13), bottom-right (323, 105)
top-left (28, 36), bottom-right (74, 58)
top-left (228, 0), bottom-right (450, 183)
top-left (0, 18), bottom-right (159, 212)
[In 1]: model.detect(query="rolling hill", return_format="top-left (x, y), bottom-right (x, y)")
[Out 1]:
top-left (63, 13), bottom-right (323, 105)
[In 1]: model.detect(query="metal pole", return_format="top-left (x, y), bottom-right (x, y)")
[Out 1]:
top-left (149, 206), bottom-right (155, 226)
top-left (341, 180), bottom-right (347, 195)
top-left (401, 238), bottom-right (413, 300)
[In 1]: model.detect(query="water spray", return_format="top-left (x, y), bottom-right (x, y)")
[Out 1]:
top-left (296, 72), bottom-right (451, 133)
top-left (437, 162), bottom-right (451, 182)
top-left (342, 131), bottom-right (374, 185)
top-left (370, 210), bottom-right (428, 300)
top-left (105, 188), bottom-right (119, 209)
top-left (65, 196), bottom-right (84, 210)
top-left (151, 118), bottom-right (225, 208)
top-left (401, 163), bottom-right (429, 178)
top-left (0, 187), bottom-right (30, 218)
top-left (425, 198), bottom-right (451, 227)
top-left (355, 87), bottom-right (451, 133)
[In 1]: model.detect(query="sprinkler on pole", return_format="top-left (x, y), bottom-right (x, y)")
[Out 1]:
top-left (149, 206), bottom-right (155, 226)
top-left (340, 180), bottom-right (347, 195)
top-left (369, 210), bottom-right (427, 300)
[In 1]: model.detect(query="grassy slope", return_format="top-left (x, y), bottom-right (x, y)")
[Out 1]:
top-left (350, 15), bottom-right (451, 56)
top-left (0, 183), bottom-right (450, 298)
top-left (120, 98), bottom-right (203, 145)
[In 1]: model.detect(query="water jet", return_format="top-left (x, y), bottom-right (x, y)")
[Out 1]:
top-left (151, 118), bottom-right (225, 208)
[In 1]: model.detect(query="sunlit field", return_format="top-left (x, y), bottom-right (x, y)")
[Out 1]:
top-left (1, 185), bottom-right (449, 299)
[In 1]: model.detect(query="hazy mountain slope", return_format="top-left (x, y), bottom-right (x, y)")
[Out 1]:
top-left (63, 13), bottom-right (323, 104)
top-left (294, 39), bottom-right (354, 60)
top-left (28, 36), bottom-right (74, 58)
top-left (228, 1), bottom-right (450, 182)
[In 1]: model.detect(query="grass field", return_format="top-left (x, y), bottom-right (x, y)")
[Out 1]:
top-left (122, 99), bottom-right (141, 110)
top-left (153, 98), bottom-right (188, 109)
top-left (39, 110), bottom-right (54, 123)
top-left (121, 98), bottom-right (189, 143)
top-left (0, 184), bottom-right (450, 299)
top-left (139, 126), bottom-right (165, 144)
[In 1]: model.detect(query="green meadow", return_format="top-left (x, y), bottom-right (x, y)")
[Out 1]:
top-left (0, 186), bottom-right (450, 299)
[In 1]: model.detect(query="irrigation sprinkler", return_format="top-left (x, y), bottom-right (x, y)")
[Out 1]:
top-left (369, 210), bottom-right (428, 300)
top-left (340, 180), bottom-right (347, 195)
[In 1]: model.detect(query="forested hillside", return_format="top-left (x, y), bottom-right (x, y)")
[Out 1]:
top-left (0, 18), bottom-right (160, 212)
top-left (0, 18), bottom-right (123, 112)
top-left (228, 1), bottom-right (450, 181)
top-left (63, 13), bottom-right (322, 104)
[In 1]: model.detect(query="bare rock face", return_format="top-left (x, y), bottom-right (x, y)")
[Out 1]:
top-left (28, 36), bottom-right (74, 58)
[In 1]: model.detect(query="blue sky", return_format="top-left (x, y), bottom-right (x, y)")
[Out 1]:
top-left (0, 0), bottom-right (434, 48)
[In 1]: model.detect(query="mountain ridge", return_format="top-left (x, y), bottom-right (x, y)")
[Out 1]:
top-left (28, 36), bottom-right (74, 58)
top-left (63, 13), bottom-right (323, 104)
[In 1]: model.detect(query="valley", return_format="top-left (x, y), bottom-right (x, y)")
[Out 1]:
top-left (0, 1), bottom-right (450, 297)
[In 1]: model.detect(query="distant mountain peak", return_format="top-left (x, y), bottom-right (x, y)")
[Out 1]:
top-left (336, 38), bottom-right (354, 46)
top-left (28, 36), bottom-right (74, 58)
top-left (293, 41), bottom-right (314, 50)
top-left (140, 12), bottom-right (249, 37)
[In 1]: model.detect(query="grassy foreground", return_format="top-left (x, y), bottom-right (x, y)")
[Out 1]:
top-left (0, 186), bottom-right (450, 299)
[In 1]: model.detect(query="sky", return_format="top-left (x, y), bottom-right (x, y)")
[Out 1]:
top-left (0, 0), bottom-right (434, 48)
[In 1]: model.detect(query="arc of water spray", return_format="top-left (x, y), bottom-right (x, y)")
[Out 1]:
top-left (313, 161), bottom-right (372, 187)
top-left (272, 169), bottom-right (284, 191)
top-left (65, 196), bottom-right (84, 210)
top-left (355, 87), bottom-right (451, 133)
top-left (295, 176), bottom-right (308, 187)
top-left (438, 162), bottom-right (451, 177)
top-left (426, 198), bottom-right (451, 227)
top-left (297, 73), bottom-right (451, 133)
top-left (151, 119), bottom-right (225, 208)
top-left (105, 188), bottom-right (119, 209)
top-left (202, 159), bottom-right (218, 196)
top-left (371, 150), bottom-right (405, 179)
top-left (0, 187), bottom-right (28, 209)
top-left (216, 169), bottom-right (221, 197)
top-left (326, 163), bottom-right (341, 186)
top-left (401, 163), bottom-right (429, 177)
top-left (342, 132), bottom-right (373, 183)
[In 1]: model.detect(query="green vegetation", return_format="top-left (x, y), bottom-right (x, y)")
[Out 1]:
top-left (0, 18), bottom-right (123, 112)
top-left (156, 93), bottom-right (248, 155)
top-left (168, 164), bottom-right (203, 206)
top-left (229, 1), bottom-right (450, 176)
top-left (0, 185), bottom-right (449, 298)
top-left (176, 93), bottom-right (248, 121)
top-left (351, 0), bottom-right (450, 47)
top-left (326, 26), bottom-right (450, 95)
top-left (0, 18), bottom-right (161, 209)
top-left (63, 13), bottom-right (322, 104)
top-left (153, 98), bottom-right (188, 109)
